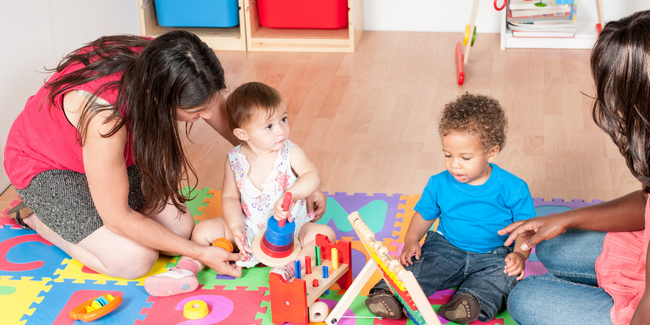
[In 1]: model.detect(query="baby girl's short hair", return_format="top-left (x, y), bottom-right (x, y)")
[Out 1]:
top-left (438, 93), bottom-right (508, 151)
top-left (226, 82), bottom-right (284, 131)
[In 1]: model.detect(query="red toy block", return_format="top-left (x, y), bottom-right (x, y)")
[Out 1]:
top-left (269, 272), bottom-right (309, 325)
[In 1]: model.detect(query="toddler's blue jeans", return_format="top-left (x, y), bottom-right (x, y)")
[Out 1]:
top-left (507, 229), bottom-right (614, 325)
top-left (372, 231), bottom-right (517, 321)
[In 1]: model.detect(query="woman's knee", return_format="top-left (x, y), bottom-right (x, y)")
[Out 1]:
top-left (105, 247), bottom-right (159, 279)
top-left (507, 277), bottom-right (542, 324)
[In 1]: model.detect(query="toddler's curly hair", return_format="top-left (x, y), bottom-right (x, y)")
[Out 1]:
top-left (438, 93), bottom-right (508, 151)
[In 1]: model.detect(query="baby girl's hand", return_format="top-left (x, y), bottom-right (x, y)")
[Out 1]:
top-left (398, 241), bottom-right (422, 266)
top-left (504, 251), bottom-right (526, 280)
top-left (231, 226), bottom-right (251, 261)
top-left (273, 193), bottom-right (293, 224)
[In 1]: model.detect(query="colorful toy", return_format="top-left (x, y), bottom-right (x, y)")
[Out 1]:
top-left (325, 212), bottom-right (442, 325)
top-left (308, 301), bottom-right (330, 323)
top-left (269, 234), bottom-right (352, 325)
top-left (455, 0), bottom-right (505, 85)
top-left (183, 299), bottom-right (209, 319)
top-left (252, 192), bottom-right (301, 266)
top-left (69, 294), bottom-right (123, 322)
top-left (212, 237), bottom-right (234, 252)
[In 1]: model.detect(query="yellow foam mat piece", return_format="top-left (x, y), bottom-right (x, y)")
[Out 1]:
top-left (53, 255), bottom-right (173, 285)
top-left (0, 276), bottom-right (52, 325)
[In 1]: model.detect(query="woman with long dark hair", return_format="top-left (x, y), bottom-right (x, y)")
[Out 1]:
top-left (4, 30), bottom-right (327, 279)
top-left (499, 11), bottom-right (650, 325)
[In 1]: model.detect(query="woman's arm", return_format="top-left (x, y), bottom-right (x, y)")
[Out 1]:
top-left (203, 96), bottom-right (240, 146)
top-left (499, 190), bottom-right (647, 251)
top-left (82, 110), bottom-right (241, 274)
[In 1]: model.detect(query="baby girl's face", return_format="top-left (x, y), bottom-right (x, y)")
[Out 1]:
top-left (243, 105), bottom-right (290, 152)
top-left (441, 132), bottom-right (496, 186)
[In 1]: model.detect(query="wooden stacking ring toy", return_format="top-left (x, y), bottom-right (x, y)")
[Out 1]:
top-left (183, 300), bottom-right (209, 319)
top-left (212, 237), bottom-right (234, 252)
top-left (252, 192), bottom-right (301, 267)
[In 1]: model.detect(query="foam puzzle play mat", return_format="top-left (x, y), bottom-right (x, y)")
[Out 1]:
top-left (0, 188), bottom-right (602, 325)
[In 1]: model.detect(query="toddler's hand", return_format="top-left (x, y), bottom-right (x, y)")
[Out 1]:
top-left (273, 195), bottom-right (292, 223)
top-left (504, 252), bottom-right (526, 280)
top-left (398, 241), bottom-right (422, 266)
top-left (231, 226), bottom-right (252, 261)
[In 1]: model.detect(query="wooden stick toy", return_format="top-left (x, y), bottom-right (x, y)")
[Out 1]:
top-left (325, 212), bottom-right (442, 325)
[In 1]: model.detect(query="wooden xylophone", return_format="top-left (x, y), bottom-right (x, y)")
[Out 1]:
top-left (325, 211), bottom-right (442, 325)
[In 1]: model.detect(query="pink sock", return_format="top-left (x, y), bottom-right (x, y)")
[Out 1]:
top-left (177, 259), bottom-right (202, 275)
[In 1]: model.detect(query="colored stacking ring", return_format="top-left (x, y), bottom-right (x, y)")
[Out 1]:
top-left (184, 300), bottom-right (208, 320)
top-left (262, 235), bottom-right (294, 253)
top-left (266, 217), bottom-right (295, 236)
top-left (471, 26), bottom-right (477, 47)
top-left (263, 229), bottom-right (295, 246)
top-left (212, 238), bottom-right (234, 252)
top-left (261, 238), bottom-right (294, 258)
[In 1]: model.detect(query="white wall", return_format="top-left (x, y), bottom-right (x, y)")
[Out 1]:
top-left (364, 0), bottom-right (650, 33)
top-left (0, 1), bottom-right (140, 191)
top-left (1, 0), bottom-right (649, 191)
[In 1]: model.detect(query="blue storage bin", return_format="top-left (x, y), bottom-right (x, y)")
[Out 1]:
top-left (154, 0), bottom-right (239, 28)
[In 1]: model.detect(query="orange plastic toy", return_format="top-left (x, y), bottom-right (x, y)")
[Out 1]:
top-left (69, 294), bottom-right (123, 322)
top-left (212, 237), bottom-right (234, 252)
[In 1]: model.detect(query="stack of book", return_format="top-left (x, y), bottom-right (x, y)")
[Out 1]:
top-left (507, 0), bottom-right (577, 38)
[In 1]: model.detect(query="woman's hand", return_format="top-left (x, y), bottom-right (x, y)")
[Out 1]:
top-left (307, 190), bottom-right (327, 222)
top-left (200, 245), bottom-right (243, 278)
top-left (398, 241), bottom-right (422, 266)
top-left (504, 252), bottom-right (526, 280)
top-left (498, 214), bottom-right (570, 251)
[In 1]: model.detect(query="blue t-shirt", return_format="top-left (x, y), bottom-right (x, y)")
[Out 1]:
top-left (414, 163), bottom-right (536, 253)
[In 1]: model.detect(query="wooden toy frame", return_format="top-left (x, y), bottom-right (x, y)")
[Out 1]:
top-left (269, 234), bottom-right (352, 325)
top-left (325, 212), bottom-right (442, 325)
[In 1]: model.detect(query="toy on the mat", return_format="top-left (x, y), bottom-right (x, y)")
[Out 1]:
top-left (183, 299), bottom-right (209, 319)
top-left (251, 192), bottom-right (302, 266)
top-left (309, 301), bottom-right (330, 323)
top-left (269, 234), bottom-right (352, 325)
top-left (325, 212), bottom-right (442, 325)
top-left (69, 294), bottom-right (123, 322)
top-left (212, 237), bottom-right (234, 252)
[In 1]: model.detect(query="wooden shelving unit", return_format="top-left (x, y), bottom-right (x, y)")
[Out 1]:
top-left (499, 1), bottom-right (601, 50)
top-left (137, 0), bottom-right (247, 51)
top-left (243, 0), bottom-right (364, 53)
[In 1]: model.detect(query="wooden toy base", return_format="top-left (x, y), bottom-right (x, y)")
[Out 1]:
top-left (269, 234), bottom-right (352, 325)
top-left (251, 231), bottom-right (301, 267)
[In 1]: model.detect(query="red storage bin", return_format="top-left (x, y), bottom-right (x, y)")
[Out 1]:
top-left (257, 0), bottom-right (349, 29)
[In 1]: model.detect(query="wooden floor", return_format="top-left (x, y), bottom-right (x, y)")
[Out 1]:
top-left (0, 31), bottom-right (641, 214)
